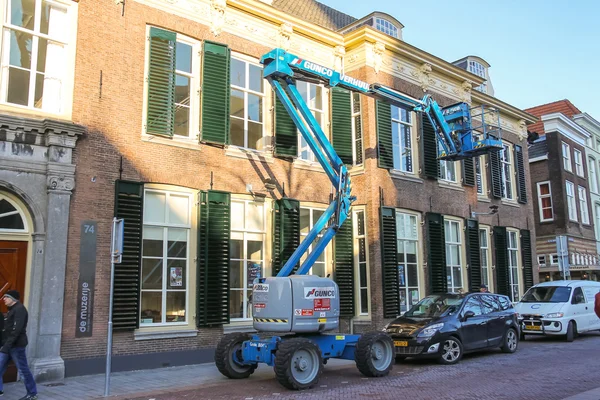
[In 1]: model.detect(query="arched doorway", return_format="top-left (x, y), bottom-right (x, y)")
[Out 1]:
top-left (0, 193), bottom-right (32, 382)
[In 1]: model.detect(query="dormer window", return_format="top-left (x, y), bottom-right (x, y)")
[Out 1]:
top-left (468, 60), bottom-right (487, 93)
top-left (375, 18), bottom-right (399, 38)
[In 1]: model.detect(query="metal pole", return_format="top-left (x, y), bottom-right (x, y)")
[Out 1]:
top-left (104, 218), bottom-right (117, 397)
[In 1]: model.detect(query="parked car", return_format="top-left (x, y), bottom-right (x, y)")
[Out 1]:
top-left (515, 280), bottom-right (600, 342)
top-left (382, 293), bottom-right (519, 365)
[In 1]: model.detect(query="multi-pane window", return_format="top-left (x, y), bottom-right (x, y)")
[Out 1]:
top-left (230, 56), bottom-right (265, 150)
top-left (550, 254), bottom-right (559, 266)
top-left (391, 106), bottom-right (413, 173)
top-left (230, 199), bottom-right (266, 320)
top-left (440, 160), bottom-right (457, 182)
top-left (537, 181), bottom-right (553, 222)
top-left (141, 190), bottom-right (192, 325)
top-left (173, 39), bottom-right (197, 137)
top-left (396, 211), bottom-right (420, 312)
top-left (1, 0), bottom-right (71, 113)
top-left (596, 204), bottom-right (600, 238)
top-left (538, 255), bottom-right (546, 267)
top-left (574, 150), bottom-right (584, 177)
top-left (589, 157), bottom-right (599, 193)
top-left (354, 209), bottom-right (369, 315)
top-left (566, 181), bottom-right (577, 221)
top-left (562, 142), bottom-right (572, 172)
top-left (475, 156), bottom-right (484, 195)
top-left (501, 143), bottom-right (514, 200)
top-left (375, 18), bottom-right (399, 38)
top-left (300, 206), bottom-right (330, 277)
top-left (508, 230), bottom-right (520, 302)
top-left (578, 186), bottom-right (590, 224)
top-left (444, 220), bottom-right (462, 293)
top-left (351, 93), bottom-right (363, 165)
top-left (297, 81), bottom-right (325, 162)
top-left (479, 228), bottom-right (490, 288)
top-left (468, 60), bottom-right (487, 93)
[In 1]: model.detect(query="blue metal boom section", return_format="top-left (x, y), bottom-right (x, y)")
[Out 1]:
top-left (260, 48), bottom-right (502, 277)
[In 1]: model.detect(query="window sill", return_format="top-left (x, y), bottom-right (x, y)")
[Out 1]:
top-left (349, 165), bottom-right (365, 176)
top-left (352, 317), bottom-right (372, 325)
top-left (477, 195), bottom-right (491, 203)
top-left (293, 159), bottom-right (325, 173)
top-left (501, 199), bottom-right (520, 208)
top-left (0, 103), bottom-right (72, 122)
top-left (438, 181), bottom-right (464, 192)
top-left (141, 133), bottom-right (202, 151)
top-left (134, 328), bottom-right (198, 341)
top-left (224, 323), bottom-right (257, 334)
top-left (390, 170), bottom-right (423, 184)
top-left (225, 146), bottom-right (274, 163)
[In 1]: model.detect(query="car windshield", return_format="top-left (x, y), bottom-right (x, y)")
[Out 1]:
top-left (520, 286), bottom-right (572, 303)
top-left (403, 295), bottom-right (464, 318)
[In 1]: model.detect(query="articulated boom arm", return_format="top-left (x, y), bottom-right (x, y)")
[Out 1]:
top-left (260, 48), bottom-right (502, 278)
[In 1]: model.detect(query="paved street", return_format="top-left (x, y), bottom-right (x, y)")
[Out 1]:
top-left (3, 332), bottom-right (599, 400)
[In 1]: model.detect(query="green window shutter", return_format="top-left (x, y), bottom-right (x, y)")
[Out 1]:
top-left (272, 198), bottom-right (300, 276)
top-left (421, 114), bottom-right (440, 179)
top-left (334, 215), bottom-right (354, 317)
top-left (380, 207), bottom-right (398, 318)
top-left (493, 226), bottom-right (510, 297)
top-left (514, 145), bottom-right (527, 204)
top-left (113, 180), bottom-right (144, 331)
top-left (520, 229), bottom-right (534, 290)
top-left (426, 213), bottom-right (447, 294)
top-left (146, 27), bottom-right (177, 137)
top-left (353, 93), bottom-right (363, 165)
top-left (465, 219), bottom-right (481, 291)
top-left (376, 101), bottom-right (394, 169)
top-left (489, 150), bottom-right (503, 198)
top-left (462, 158), bottom-right (475, 187)
top-left (331, 87), bottom-right (353, 165)
top-left (274, 94), bottom-right (298, 158)
top-left (201, 41), bottom-right (230, 145)
top-left (197, 190), bottom-right (231, 327)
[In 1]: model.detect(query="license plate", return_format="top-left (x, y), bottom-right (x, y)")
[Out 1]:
top-left (524, 325), bottom-right (541, 331)
top-left (394, 340), bottom-right (408, 347)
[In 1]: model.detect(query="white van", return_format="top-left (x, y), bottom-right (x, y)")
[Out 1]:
top-left (515, 280), bottom-right (600, 342)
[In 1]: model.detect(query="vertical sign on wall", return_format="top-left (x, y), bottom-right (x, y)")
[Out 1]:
top-left (76, 221), bottom-right (97, 337)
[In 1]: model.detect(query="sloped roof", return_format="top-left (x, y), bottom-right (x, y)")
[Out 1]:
top-left (525, 99), bottom-right (582, 135)
top-left (271, 0), bottom-right (357, 31)
top-left (528, 136), bottom-right (548, 160)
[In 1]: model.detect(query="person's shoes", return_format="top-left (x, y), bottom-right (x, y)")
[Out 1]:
top-left (18, 395), bottom-right (37, 400)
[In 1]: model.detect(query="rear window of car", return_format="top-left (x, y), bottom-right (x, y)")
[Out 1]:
top-left (497, 296), bottom-right (512, 310)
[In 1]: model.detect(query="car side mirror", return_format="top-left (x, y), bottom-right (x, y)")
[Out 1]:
top-left (463, 310), bottom-right (475, 320)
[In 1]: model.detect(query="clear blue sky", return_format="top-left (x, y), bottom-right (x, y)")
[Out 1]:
top-left (320, 0), bottom-right (599, 115)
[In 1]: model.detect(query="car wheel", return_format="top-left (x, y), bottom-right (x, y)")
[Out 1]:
top-left (355, 332), bottom-right (394, 377)
top-left (214, 333), bottom-right (257, 379)
top-left (566, 321), bottom-right (576, 342)
top-left (501, 328), bottom-right (518, 353)
top-left (274, 337), bottom-right (323, 390)
top-left (437, 337), bottom-right (463, 365)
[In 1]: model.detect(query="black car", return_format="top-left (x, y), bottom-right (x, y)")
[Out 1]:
top-left (383, 292), bottom-right (519, 365)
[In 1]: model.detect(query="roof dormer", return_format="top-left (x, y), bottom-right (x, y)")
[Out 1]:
top-left (340, 12), bottom-right (404, 40)
top-left (452, 56), bottom-right (494, 96)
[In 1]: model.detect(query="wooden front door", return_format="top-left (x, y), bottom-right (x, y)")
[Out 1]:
top-left (0, 241), bottom-right (27, 382)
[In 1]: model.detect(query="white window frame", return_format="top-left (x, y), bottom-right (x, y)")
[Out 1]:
top-left (562, 142), bottom-right (572, 172)
top-left (391, 106), bottom-right (414, 173)
top-left (595, 203), bottom-right (600, 239)
top-left (140, 189), bottom-right (193, 327)
top-left (396, 210), bottom-right (421, 313)
top-left (351, 92), bottom-right (363, 166)
top-left (0, 0), bottom-right (77, 118)
top-left (297, 81), bottom-right (327, 163)
top-left (468, 60), bottom-right (487, 92)
top-left (375, 17), bottom-right (399, 38)
top-left (229, 53), bottom-right (266, 151)
top-left (0, 194), bottom-right (28, 233)
top-left (507, 229), bottom-right (521, 302)
top-left (538, 255), bottom-right (546, 267)
top-left (230, 198), bottom-right (267, 322)
top-left (479, 226), bottom-right (492, 291)
top-left (440, 160), bottom-right (458, 183)
top-left (537, 181), bottom-right (554, 222)
top-left (589, 157), bottom-right (599, 194)
top-left (475, 156), bottom-right (487, 196)
top-left (300, 205), bottom-right (332, 277)
top-left (444, 218), bottom-right (464, 293)
top-left (501, 142), bottom-right (515, 200)
top-left (566, 180), bottom-right (577, 221)
top-left (353, 207), bottom-right (370, 317)
top-left (550, 253), bottom-right (559, 266)
top-left (578, 186), bottom-right (590, 225)
top-left (574, 149), bottom-right (584, 177)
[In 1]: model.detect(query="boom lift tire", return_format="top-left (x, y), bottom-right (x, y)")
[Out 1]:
top-left (355, 332), bottom-right (394, 377)
top-left (274, 337), bottom-right (323, 390)
top-left (215, 333), bottom-right (257, 379)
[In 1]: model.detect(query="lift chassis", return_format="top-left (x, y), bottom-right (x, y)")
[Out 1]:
top-left (215, 48), bottom-right (503, 390)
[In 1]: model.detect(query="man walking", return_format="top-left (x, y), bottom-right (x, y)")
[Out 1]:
top-left (0, 290), bottom-right (37, 400)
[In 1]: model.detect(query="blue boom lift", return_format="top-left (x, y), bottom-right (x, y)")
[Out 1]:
top-left (214, 48), bottom-right (503, 390)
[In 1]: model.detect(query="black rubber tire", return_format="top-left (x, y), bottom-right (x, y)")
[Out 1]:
top-left (395, 355), bottom-right (406, 362)
top-left (214, 333), bottom-right (257, 379)
top-left (501, 328), bottom-right (519, 353)
top-left (274, 337), bottom-right (323, 390)
top-left (566, 321), bottom-right (575, 342)
top-left (355, 332), bottom-right (394, 377)
top-left (437, 337), bottom-right (463, 365)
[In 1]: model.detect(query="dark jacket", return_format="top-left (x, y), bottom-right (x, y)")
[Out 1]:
top-left (1, 302), bottom-right (28, 352)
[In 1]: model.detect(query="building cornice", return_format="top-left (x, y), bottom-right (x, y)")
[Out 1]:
top-left (471, 91), bottom-right (537, 124)
top-left (573, 113), bottom-right (600, 134)
top-left (542, 113), bottom-right (591, 145)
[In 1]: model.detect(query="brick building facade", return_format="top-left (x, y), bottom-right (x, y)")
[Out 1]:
top-left (25, 0), bottom-right (540, 379)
